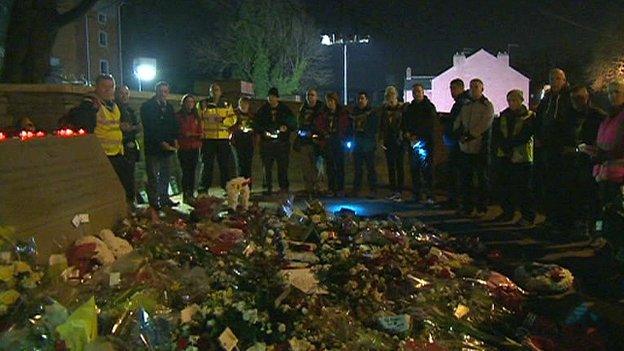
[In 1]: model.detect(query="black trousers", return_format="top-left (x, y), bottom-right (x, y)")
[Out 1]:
top-left (575, 154), bottom-right (599, 224)
top-left (108, 154), bottom-right (133, 203)
top-left (459, 152), bottom-right (488, 213)
top-left (446, 146), bottom-right (462, 204)
top-left (495, 159), bottom-right (535, 221)
top-left (326, 138), bottom-right (346, 192)
top-left (542, 149), bottom-right (577, 226)
top-left (178, 149), bottom-right (200, 196)
top-left (234, 143), bottom-right (254, 180)
top-left (385, 144), bottom-right (404, 192)
top-left (201, 139), bottom-right (233, 189)
top-left (600, 181), bottom-right (624, 249)
top-left (409, 142), bottom-right (433, 198)
top-left (123, 144), bottom-right (139, 202)
top-left (353, 149), bottom-right (377, 191)
top-left (261, 141), bottom-right (290, 191)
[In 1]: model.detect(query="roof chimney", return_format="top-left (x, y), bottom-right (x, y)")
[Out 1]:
top-left (497, 52), bottom-right (510, 66)
top-left (406, 67), bottom-right (412, 79)
top-left (453, 52), bottom-right (466, 67)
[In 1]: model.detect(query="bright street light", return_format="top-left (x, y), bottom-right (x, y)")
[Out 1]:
top-left (320, 34), bottom-right (370, 104)
top-left (133, 57), bottom-right (157, 91)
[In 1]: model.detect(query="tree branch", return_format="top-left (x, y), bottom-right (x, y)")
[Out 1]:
top-left (54, 0), bottom-right (100, 28)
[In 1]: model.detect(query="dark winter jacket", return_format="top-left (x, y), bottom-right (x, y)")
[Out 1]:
top-left (140, 97), bottom-right (179, 156)
top-left (443, 90), bottom-right (471, 147)
top-left (378, 103), bottom-right (405, 147)
top-left (352, 104), bottom-right (378, 152)
top-left (402, 96), bottom-right (437, 144)
top-left (297, 101), bottom-right (325, 144)
top-left (316, 107), bottom-right (352, 142)
top-left (254, 102), bottom-right (297, 144)
top-left (535, 86), bottom-right (576, 150)
top-left (573, 105), bottom-right (607, 146)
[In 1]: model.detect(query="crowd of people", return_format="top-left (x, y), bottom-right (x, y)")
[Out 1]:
top-left (58, 70), bottom-right (624, 252)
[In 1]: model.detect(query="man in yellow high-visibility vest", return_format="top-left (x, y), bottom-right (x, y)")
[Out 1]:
top-left (69, 74), bottom-right (133, 204)
top-left (198, 83), bottom-right (237, 192)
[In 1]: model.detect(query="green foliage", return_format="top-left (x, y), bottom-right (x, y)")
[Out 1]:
top-left (194, 0), bottom-right (330, 97)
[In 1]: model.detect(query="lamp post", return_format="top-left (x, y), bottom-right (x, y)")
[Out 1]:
top-left (133, 57), bottom-right (157, 91)
top-left (321, 34), bottom-right (370, 104)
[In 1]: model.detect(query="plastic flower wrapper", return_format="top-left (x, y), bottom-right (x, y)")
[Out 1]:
top-left (55, 296), bottom-right (98, 351)
top-left (190, 196), bottom-right (224, 222)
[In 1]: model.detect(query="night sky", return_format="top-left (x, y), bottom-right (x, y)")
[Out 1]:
top-left (122, 0), bottom-right (622, 98)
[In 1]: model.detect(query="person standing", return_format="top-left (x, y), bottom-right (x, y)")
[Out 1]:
top-left (351, 91), bottom-right (378, 198)
top-left (199, 83), bottom-right (237, 192)
top-left (176, 94), bottom-right (203, 204)
top-left (254, 87), bottom-right (297, 195)
top-left (492, 90), bottom-right (536, 225)
top-left (403, 83), bottom-right (437, 203)
top-left (570, 85), bottom-right (607, 233)
top-left (580, 78), bottom-right (624, 257)
top-left (296, 88), bottom-right (325, 196)
top-left (115, 85), bottom-right (141, 204)
top-left (141, 81), bottom-right (179, 210)
top-left (534, 68), bottom-right (576, 231)
top-left (231, 97), bottom-right (255, 182)
top-left (70, 74), bottom-right (132, 204)
top-left (316, 92), bottom-right (351, 197)
top-left (442, 79), bottom-right (471, 207)
top-left (378, 85), bottom-right (405, 201)
top-left (453, 78), bottom-right (494, 216)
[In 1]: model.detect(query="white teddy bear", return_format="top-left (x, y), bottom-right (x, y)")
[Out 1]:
top-left (225, 177), bottom-right (251, 210)
top-left (97, 229), bottom-right (133, 258)
top-left (74, 235), bottom-right (116, 265)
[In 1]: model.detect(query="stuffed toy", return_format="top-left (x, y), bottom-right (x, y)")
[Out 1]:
top-left (73, 235), bottom-right (116, 266)
top-left (97, 229), bottom-right (133, 258)
top-left (225, 177), bottom-right (251, 210)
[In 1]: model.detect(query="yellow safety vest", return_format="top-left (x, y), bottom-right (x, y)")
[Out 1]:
top-left (199, 105), bottom-right (237, 140)
top-left (496, 110), bottom-right (534, 163)
top-left (94, 102), bottom-right (123, 156)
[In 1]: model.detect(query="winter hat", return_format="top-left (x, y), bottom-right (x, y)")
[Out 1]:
top-left (268, 87), bottom-right (279, 97)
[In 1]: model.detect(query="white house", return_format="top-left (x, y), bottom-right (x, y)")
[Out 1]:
top-left (429, 49), bottom-right (530, 114)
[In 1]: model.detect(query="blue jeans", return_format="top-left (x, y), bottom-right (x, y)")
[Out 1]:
top-left (145, 153), bottom-right (173, 208)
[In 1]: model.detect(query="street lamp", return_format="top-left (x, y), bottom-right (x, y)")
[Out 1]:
top-left (133, 57), bottom-right (157, 91)
top-left (321, 34), bottom-right (370, 104)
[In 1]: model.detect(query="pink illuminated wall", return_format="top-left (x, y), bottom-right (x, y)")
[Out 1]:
top-left (430, 49), bottom-right (530, 114)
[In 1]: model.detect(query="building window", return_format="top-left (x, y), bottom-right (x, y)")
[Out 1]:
top-left (98, 12), bottom-right (107, 24)
top-left (100, 60), bottom-right (109, 75)
top-left (99, 31), bottom-right (108, 47)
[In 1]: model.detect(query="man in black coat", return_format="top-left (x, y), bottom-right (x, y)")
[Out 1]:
top-left (254, 87), bottom-right (297, 195)
top-left (403, 83), bottom-right (438, 202)
top-left (570, 85), bottom-right (607, 234)
top-left (442, 79), bottom-right (470, 207)
top-left (534, 68), bottom-right (577, 231)
top-left (140, 81), bottom-right (179, 210)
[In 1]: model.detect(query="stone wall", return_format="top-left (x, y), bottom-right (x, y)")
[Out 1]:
top-left (0, 84), bottom-right (450, 193)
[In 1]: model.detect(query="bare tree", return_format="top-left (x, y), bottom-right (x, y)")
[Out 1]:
top-left (1, 0), bottom-right (99, 83)
top-left (193, 0), bottom-right (330, 97)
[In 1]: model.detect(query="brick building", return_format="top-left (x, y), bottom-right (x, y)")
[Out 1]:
top-left (50, 0), bottom-right (121, 84)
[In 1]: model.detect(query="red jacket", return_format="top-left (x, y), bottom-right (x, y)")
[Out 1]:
top-left (315, 107), bottom-right (352, 142)
top-left (177, 109), bottom-right (203, 150)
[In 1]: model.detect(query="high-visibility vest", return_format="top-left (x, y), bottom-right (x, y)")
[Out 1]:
top-left (200, 105), bottom-right (237, 140)
top-left (496, 110), bottom-right (534, 163)
top-left (94, 103), bottom-right (123, 156)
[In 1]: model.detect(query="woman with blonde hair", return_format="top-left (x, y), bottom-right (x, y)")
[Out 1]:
top-left (378, 85), bottom-right (405, 201)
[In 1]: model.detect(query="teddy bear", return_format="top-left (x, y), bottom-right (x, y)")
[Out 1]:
top-left (225, 177), bottom-right (251, 210)
top-left (97, 229), bottom-right (133, 258)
